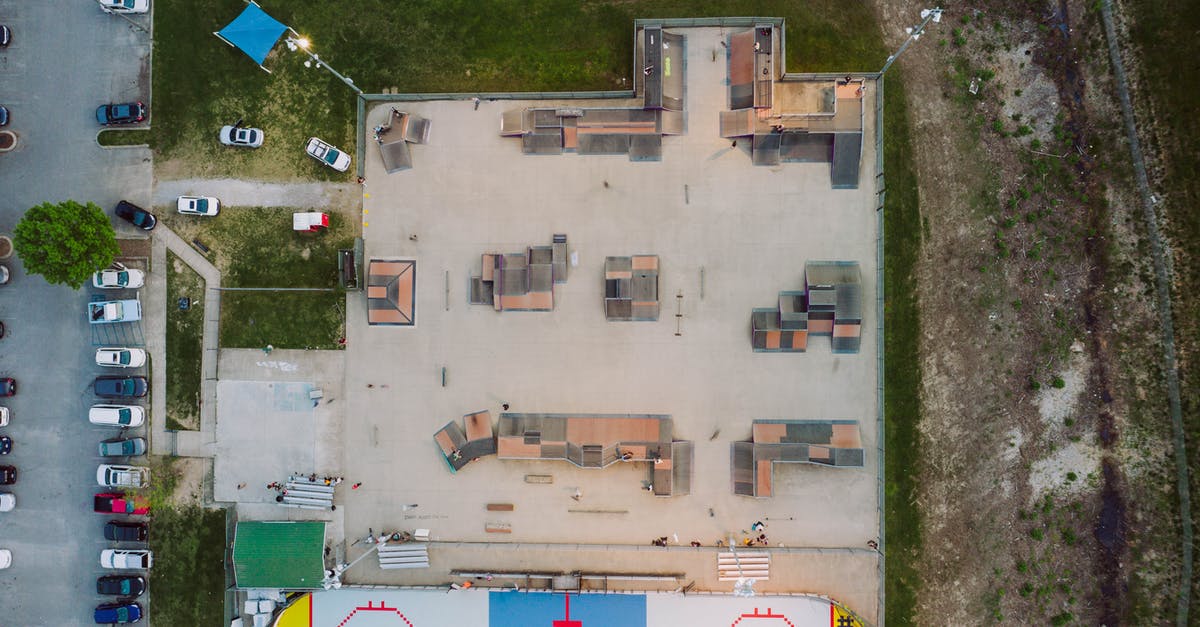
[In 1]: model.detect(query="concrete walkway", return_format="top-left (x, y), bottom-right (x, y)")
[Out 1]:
top-left (153, 178), bottom-right (361, 209)
top-left (151, 224), bottom-right (222, 458)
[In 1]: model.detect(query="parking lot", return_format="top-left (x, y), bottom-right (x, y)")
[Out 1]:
top-left (0, 1), bottom-right (153, 624)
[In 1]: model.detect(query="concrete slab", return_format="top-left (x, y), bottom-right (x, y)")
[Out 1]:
top-left (213, 349), bottom-right (346, 504)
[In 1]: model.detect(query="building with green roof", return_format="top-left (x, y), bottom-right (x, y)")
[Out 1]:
top-left (232, 521), bottom-right (326, 589)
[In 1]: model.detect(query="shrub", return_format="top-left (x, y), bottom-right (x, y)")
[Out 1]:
top-left (1051, 376), bottom-right (1066, 388)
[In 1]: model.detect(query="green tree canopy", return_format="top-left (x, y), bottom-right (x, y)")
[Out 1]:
top-left (14, 200), bottom-right (120, 289)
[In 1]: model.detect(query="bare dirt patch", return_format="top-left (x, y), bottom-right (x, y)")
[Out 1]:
top-left (872, 0), bottom-right (1179, 623)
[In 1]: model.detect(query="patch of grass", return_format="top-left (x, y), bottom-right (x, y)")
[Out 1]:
top-left (1126, 0), bottom-right (1200, 613)
top-left (149, 0), bottom-right (888, 179)
top-left (159, 207), bottom-right (354, 288)
top-left (98, 129), bottom-right (152, 147)
top-left (882, 71), bottom-right (925, 625)
top-left (166, 252), bottom-right (204, 431)
top-left (149, 504), bottom-right (227, 627)
top-left (220, 291), bottom-right (345, 350)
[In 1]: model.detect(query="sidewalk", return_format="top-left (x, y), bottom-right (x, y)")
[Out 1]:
top-left (150, 224), bottom-right (221, 458)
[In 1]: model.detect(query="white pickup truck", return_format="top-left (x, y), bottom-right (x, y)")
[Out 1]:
top-left (88, 299), bottom-right (142, 324)
top-left (96, 464), bottom-right (150, 488)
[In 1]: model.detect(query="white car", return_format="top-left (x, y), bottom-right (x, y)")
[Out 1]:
top-left (220, 125), bottom-right (263, 148)
top-left (89, 404), bottom-right (145, 428)
top-left (101, 549), bottom-right (152, 570)
top-left (0, 407), bottom-right (8, 427)
top-left (177, 196), bottom-right (220, 216)
top-left (92, 268), bottom-right (145, 289)
top-left (97, 464), bottom-right (150, 488)
top-left (0, 549), bottom-right (11, 569)
top-left (96, 348), bottom-right (147, 368)
top-left (97, 0), bottom-right (149, 14)
top-left (305, 137), bottom-right (351, 172)
top-left (0, 493), bottom-right (14, 512)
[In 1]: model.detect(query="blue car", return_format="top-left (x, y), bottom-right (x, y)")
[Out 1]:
top-left (94, 601), bottom-right (142, 624)
top-left (96, 102), bottom-right (145, 126)
top-left (93, 376), bottom-right (148, 399)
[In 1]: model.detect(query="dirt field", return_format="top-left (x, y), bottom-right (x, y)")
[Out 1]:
top-left (874, 0), bottom-right (1185, 623)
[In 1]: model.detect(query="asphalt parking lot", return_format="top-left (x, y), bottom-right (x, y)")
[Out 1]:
top-left (0, 1), bottom-right (153, 624)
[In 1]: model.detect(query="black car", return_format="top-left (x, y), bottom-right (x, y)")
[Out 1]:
top-left (0, 466), bottom-right (15, 485)
top-left (96, 102), bottom-right (145, 126)
top-left (0, 25), bottom-right (10, 48)
top-left (0, 378), bottom-right (14, 397)
top-left (97, 574), bottom-right (146, 597)
top-left (114, 200), bottom-right (156, 231)
top-left (104, 520), bottom-right (148, 542)
top-left (93, 376), bottom-right (148, 399)
top-left (0, 436), bottom-right (11, 455)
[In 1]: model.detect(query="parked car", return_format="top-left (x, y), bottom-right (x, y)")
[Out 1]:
top-left (97, 0), bottom-right (149, 14)
top-left (0, 379), bottom-right (14, 397)
top-left (0, 106), bottom-right (7, 126)
top-left (305, 137), bottom-right (351, 172)
top-left (94, 493), bottom-right (150, 515)
top-left (0, 25), bottom-right (10, 48)
top-left (100, 548), bottom-right (152, 570)
top-left (0, 407), bottom-right (7, 427)
top-left (96, 347), bottom-right (147, 368)
top-left (177, 195), bottom-right (220, 216)
top-left (97, 574), bottom-right (146, 597)
top-left (99, 437), bottom-right (147, 457)
top-left (220, 125), bottom-right (263, 148)
top-left (0, 436), bottom-right (10, 455)
top-left (0, 493), bottom-right (14, 512)
top-left (96, 102), bottom-right (145, 126)
top-left (114, 200), bottom-right (156, 231)
top-left (103, 520), bottom-right (149, 542)
top-left (0, 466), bottom-right (15, 485)
top-left (93, 376), bottom-right (148, 399)
top-left (89, 299), bottom-right (142, 324)
top-left (0, 549), bottom-right (10, 569)
top-left (96, 464), bottom-right (150, 488)
top-left (92, 268), bottom-right (145, 290)
top-left (89, 404), bottom-right (145, 427)
top-left (94, 601), bottom-right (143, 624)
top-left (0, 266), bottom-right (9, 285)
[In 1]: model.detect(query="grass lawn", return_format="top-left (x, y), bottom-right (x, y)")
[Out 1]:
top-left (158, 207), bottom-right (354, 288)
top-left (125, 0), bottom-right (889, 180)
top-left (220, 290), bottom-right (344, 350)
top-left (159, 206), bottom-right (354, 349)
top-left (149, 503), bottom-right (227, 627)
top-left (166, 251), bottom-right (205, 431)
top-left (880, 71), bottom-right (923, 626)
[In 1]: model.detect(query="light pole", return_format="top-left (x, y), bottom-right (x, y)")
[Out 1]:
top-left (285, 30), bottom-right (363, 94)
top-left (879, 8), bottom-right (943, 76)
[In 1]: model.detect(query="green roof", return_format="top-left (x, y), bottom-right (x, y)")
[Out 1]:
top-left (233, 521), bottom-right (326, 589)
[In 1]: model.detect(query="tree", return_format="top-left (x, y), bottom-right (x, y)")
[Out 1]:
top-left (14, 200), bottom-right (120, 289)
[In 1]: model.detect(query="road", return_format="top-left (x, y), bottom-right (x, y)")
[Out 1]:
top-left (0, 1), bottom-right (153, 625)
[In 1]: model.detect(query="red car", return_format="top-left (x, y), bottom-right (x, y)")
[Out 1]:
top-left (93, 493), bottom-right (150, 515)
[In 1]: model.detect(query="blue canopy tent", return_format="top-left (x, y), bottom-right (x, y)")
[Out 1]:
top-left (214, 1), bottom-right (289, 72)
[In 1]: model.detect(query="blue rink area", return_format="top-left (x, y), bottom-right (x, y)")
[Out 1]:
top-left (489, 592), bottom-right (647, 627)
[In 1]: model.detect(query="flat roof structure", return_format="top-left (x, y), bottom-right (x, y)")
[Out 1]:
top-left (322, 19), bottom-right (880, 624)
top-left (232, 521), bottom-right (326, 589)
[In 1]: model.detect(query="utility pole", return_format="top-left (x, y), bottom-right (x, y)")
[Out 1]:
top-left (879, 8), bottom-right (943, 76)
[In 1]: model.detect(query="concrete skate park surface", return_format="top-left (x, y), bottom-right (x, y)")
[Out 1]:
top-left (335, 26), bottom-right (879, 622)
